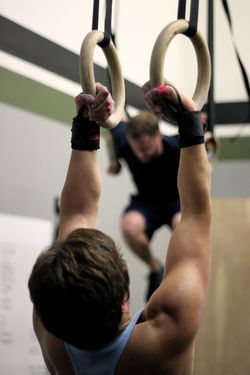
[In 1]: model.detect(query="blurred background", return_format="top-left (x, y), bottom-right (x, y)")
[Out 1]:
top-left (0, 0), bottom-right (250, 374)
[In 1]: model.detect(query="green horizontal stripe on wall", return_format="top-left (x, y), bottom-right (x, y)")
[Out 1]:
top-left (218, 137), bottom-right (250, 160)
top-left (0, 66), bottom-right (250, 160)
top-left (0, 66), bottom-right (75, 125)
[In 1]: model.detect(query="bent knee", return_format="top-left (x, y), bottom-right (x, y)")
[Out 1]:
top-left (121, 211), bottom-right (146, 239)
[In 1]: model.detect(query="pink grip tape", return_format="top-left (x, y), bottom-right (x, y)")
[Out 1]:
top-left (155, 85), bottom-right (168, 96)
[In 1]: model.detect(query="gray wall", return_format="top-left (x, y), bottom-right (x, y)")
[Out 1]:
top-left (0, 102), bottom-right (171, 312)
top-left (212, 161), bottom-right (250, 197)
top-left (0, 1), bottom-right (249, 373)
top-left (1, 101), bottom-right (250, 314)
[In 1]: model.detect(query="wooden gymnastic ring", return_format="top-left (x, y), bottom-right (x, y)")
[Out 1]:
top-left (150, 19), bottom-right (211, 124)
top-left (79, 30), bottom-right (125, 129)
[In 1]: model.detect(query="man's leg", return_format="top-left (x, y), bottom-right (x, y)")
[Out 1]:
top-left (121, 210), bottom-right (157, 268)
top-left (121, 210), bottom-right (164, 301)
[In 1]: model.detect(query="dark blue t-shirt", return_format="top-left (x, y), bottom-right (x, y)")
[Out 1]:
top-left (111, 122), bottom-right (180, 204)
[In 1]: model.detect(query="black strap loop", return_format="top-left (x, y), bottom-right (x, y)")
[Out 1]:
top-left (177, 0), bottom-right (186, 19)
top-left (221, 0), bottom-right (250, 99)
top-left (221, 0), bottom-right (250, 141)
top-left (92, 0), bottom-right (113, 48)
top-left (92, 0), bottom-right (100, 30)
top-left (177, 0), bottom-right (199, 37)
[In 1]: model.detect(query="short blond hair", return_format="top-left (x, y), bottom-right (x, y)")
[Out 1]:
top-left (126, 111), bottom-right (159, 139)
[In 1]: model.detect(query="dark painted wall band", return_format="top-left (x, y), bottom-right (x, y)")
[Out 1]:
top-left (0, 66), bottom-right (249, 160)
top-left (0, 15), bottom-right (145, 111)
top-left (0, 15), bottom-right (249, 124)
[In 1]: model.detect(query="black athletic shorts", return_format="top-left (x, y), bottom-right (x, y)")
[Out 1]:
top-left (123, 195), bottom-right (181, 240)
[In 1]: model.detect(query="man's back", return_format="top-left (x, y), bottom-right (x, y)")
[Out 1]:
top-left (35, 290), bottom-right (199, 375)
top-left (30, 84), bottom-right (211, 375)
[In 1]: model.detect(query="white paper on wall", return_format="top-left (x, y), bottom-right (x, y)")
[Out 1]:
top-left (0, 213), bottom-right (53, 375)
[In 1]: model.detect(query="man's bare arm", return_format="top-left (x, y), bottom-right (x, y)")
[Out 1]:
top-left (105, 131), bottom-right (122, 175)
top-left (144, 83), bottom-right (211, 343)
top-left (58, 84), bottom-right (113, 240)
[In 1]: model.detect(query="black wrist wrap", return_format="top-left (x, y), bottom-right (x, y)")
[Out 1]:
top-left (177, 111), bottom-right (205, 148)
top-left (71, 114), bottom-right (100, 151)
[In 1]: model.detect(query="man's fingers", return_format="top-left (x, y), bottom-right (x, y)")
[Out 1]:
top-left (154, 85), bottom-right (196, 112)
top-left (75, 82), bottom-right (114, 123)
top-left (89, 99), bottom-right (114, 122)
top-left (144, 90), bottom-right (161, 113)
top-left (75, 93), bottom-right (94, 111)
top-left (90, 85), bottom-right (114, 122)
top-left (95, 82), bottom-right (109, 93)
top-left (141, 81), bottom-right (151, 94)
top-left (93, 82), bottom-right (110, 106)
top-left (91, 99), bottom-right (113, 113)
top-left (75, 92), bottom-right (83, 106)
top-left (89, 112), bottom-right (110, 123)
top-left (91, 91), bottom-right (109, 110)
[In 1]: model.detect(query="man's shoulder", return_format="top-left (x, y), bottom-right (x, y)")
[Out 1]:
top-left (117, 309), bottom-right (194, 375)
top-left (162, 134), bottom-right (180, 153)
top-left (110, 122), bottom-right (128, 147)
top-left (111, 121), bottom-right (127, 136)
top-left (162, 133), bottom-right (179, 143)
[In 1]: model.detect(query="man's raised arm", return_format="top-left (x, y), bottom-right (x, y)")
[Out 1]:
top-left (58, 83), bottom-right (113, 240)
top-left (143, 82), bottom-right (211, 345)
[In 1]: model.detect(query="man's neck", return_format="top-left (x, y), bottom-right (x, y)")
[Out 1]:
top-left (118, 300), bottom-right (132, 331)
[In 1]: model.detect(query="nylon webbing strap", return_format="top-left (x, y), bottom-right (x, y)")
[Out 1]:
top-left (92, 0), bottom-right (100, 30)
top-left (221, 0), bottom-right (250, 139)
top-left (177, 0), bottom-right (186, 19)
top-left (221, 0), bottom-right (250, 99)
top-left (92, 0), bottom-right (113, 48)
top-left (177, 0), bottom-right (199, 37)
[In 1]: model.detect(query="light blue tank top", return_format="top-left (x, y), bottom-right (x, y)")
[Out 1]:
top-left (64, 310), bottom-right (142, 375)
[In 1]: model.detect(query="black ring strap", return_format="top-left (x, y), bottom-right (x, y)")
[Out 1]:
top-left (92, 0), bottom-right (113, 48)
top-left (177, 0), bottom-right (199, 37)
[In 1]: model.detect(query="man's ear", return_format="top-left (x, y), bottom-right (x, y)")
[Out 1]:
top-left (156, 131), bottom-right (163, 141)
